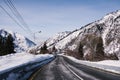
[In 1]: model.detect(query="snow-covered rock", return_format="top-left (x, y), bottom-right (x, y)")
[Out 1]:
top-left (0, 29), bottom-right (35, 53)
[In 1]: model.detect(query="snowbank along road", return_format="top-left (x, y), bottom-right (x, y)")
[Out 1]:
top-left (29, 55), bottom-right (120, 80)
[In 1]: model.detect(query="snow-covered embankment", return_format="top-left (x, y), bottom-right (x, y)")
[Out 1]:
top-left (64, 55), bottom-right (120, 74)
top-left (0, 53), bottom-right (54, 80)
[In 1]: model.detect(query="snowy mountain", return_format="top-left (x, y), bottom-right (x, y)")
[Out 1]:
top-left (46, 31), bottom-right (71, 47)
top-left (0, 29), bottom-right (35, 53)
top-left (29, 31), bottom-right (71, 53)
top-left (44, 10), bottom-right (120, 60)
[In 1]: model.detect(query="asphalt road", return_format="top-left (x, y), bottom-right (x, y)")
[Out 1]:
top-left (29, 56), bottom-right (120, 80)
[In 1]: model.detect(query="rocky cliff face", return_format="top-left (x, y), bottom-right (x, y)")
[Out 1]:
top-left (46, 10), bottom-right (120, 60)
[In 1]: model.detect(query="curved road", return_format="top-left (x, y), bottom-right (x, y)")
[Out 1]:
top-left (29, 56), bottom-right (120, 80)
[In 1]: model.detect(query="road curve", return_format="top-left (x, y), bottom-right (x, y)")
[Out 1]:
top-left (29, 55), bottom-right (120, 80)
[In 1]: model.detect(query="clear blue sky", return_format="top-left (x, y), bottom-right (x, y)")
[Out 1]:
top-left (0, 0), bottom-right (120, 43)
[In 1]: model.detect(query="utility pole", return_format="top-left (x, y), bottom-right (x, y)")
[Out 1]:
top-left (33, 31), bottom-right (41, 54)
top-left (33, 31), bottom-right (41, 43)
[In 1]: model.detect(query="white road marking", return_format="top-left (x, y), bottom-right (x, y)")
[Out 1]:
top-left (61, 58), bottom-right (84, 80)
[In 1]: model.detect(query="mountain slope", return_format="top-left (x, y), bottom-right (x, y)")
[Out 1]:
top-left (29, 31), bottom-right (71, 54)
top-left (46, 10), bottom-right (120, 60)
top-left (46, 31), bottom-right (71, 47)
top-left (0, 29), bottom-right (35, 53)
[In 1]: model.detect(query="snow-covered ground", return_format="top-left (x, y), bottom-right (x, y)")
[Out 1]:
top-left (0, 53), bottom-right (54, 80)
top-left (64, 55), bottom-right (120, 74)
top-left (0, 52), bottom-right (53, 73)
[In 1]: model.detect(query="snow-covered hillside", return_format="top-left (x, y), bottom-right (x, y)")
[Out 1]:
top-left (42, 10), bottom-right (120, 60)
top-left (30, 31), bottom-right (71, 53)
top-left (46, 31), bottom-right (71, 47)
top-left (0, 29), bottom-right (35, 53)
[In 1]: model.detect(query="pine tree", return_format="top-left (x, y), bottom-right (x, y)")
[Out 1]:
top-left (0, 34), bottom-right (15, 55)
top-left (96, 37), bottom-right (104, 59)
top-left (52, 46), bottom-right (57, 52)
top-left (78, 42), bottom-right (83, 57)
top-left (6, 34), bottom-right (15, 54)
top-left (43, 42), bottom-right (47, 51)
top-left (0, 35), bottom-right (3, 55)
top-left (40, 42), bottom-right (48, 54)
top-left (1, 36), bottom-right (7, 55)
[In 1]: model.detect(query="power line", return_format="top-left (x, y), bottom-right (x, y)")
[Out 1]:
top-left (4, 0), bottom-right (33, 35)
top-left (0, 5), bottom-right (27, 32)
top-left (7, 0), bottom-right (33, 34)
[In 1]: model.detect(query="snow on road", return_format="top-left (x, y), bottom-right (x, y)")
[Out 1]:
top-left (0, 52), bottom-right (53, 73)
top-left (64, 55), bottom-right (120, 74)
